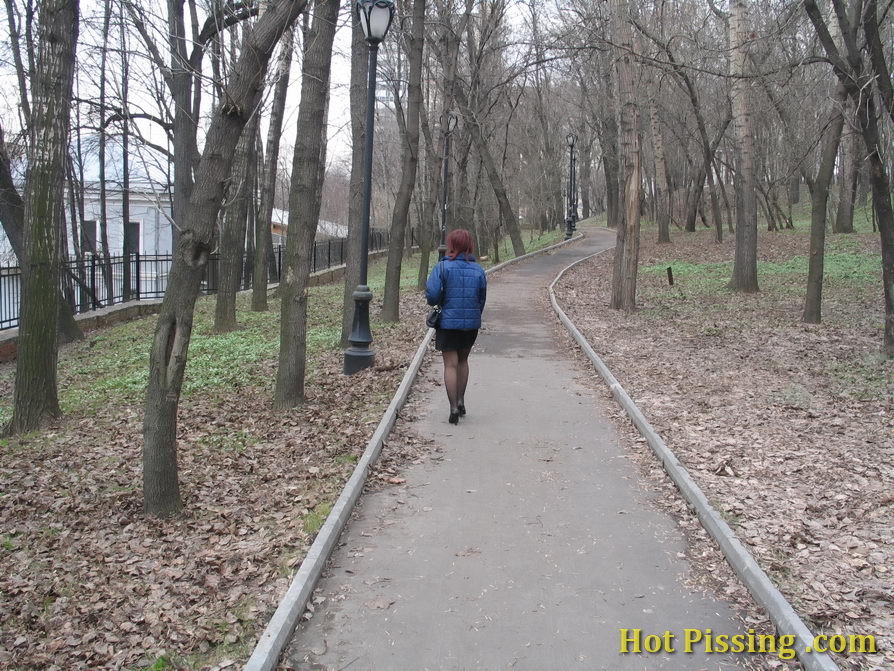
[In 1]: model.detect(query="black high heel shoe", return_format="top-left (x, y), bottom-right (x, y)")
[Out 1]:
top-left (448, 410), bottom-right (460, 424)
top-left (457, 403), bottom-right (466, 417)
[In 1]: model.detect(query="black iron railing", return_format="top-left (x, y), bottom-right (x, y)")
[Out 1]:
top-left (0, 228), bottom-right (404, 331)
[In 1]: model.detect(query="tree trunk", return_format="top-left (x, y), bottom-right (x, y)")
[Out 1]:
top-left (341, 15), bottom-right (367, 347)
top-left (97, 0), bottom-right (114, 303)
top-left (803, 89), bottom-right (845, 323)
top-left (142, 0), bottom-right (306, 517)
top-left (610, 0), bottom-right (641, 312)
top-left (273, 0), bottom-right (338, 408)
top-left (416, 109), bottom-right (438, 289)
top-left (600, 66), bottom-right (621, 230)
top-left (253, 27), bottom-right (294, 311)
top-left (729, 0), bottom-right (759, 293)
top-left (120, 6), bottom-right (132, 301)
top-left (648, 84), bottom-right (670, 243)
top-left (214, 113), bottom-right (259, 332)
top-left (0, 122), bottom-right (83, 342)
top-left (382, 0), bottom-right (425, 322)
top-left (580, 135), bottom-right (592, 220)
top-left (835, 118), bottom-right (857, 234)
top-left (6, 0), bottom-right (79, 436)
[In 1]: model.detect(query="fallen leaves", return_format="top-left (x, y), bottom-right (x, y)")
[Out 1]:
top-left (0, 288), bottom-right (430, 669)
top-left (556, 226), bottom-right (893, 670)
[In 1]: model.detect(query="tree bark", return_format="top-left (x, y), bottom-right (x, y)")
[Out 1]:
top-left (120, 5), bottom-right (133, 301)
top-left (214, 112), bottom-right (259, 332)
top-left (97, 0), bottom-right (114, 302)
top-left (253, 27), bottom-right (294, 311)
top-left (834, 118), bottom-right (857, 233)
top-left (804, 85), bottom-right (846, 323)
top-left (6, 0), bottom-right (79, 436)
top-left (1, 122), bottom-right (82, 342)
top-left (382, 0), bottom-right (426, 322)
top-left (273, 0), bottom-right (338, 408)
top-left (647, 80), bottom-right (670, 243)
top-left (579, 135), bottom-right (593, 220)
top-left (142, 0), bottom-right (306, 517)
top-left (416, 107), bottom-right (438, 289)
top-left (729, 0), bottom-right (759, 293)
top-left (599, 65), bottom-right (621, 230)
top-left (610, 0), bottom-right (641, 312)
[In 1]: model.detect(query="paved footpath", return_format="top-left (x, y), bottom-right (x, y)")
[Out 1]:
top-left (285, 228), bottom-right (744, 670)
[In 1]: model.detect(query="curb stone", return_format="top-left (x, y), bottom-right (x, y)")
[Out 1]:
top-left (243, 231), bottom-right (585, 671)
top-left (547, 249), bottom-right (839, 671)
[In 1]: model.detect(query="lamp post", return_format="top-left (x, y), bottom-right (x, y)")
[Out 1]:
top-left (344, 0), bottom-right (395, 375)
top-left (565, 132), bottom-right (578, 240)
top-left (437, 113), bottom-right (458, 261)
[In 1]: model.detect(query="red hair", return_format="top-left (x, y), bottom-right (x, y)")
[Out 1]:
top-left (446, 229), bottom-right (474, 260)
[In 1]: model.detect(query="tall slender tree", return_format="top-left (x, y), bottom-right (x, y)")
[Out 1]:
top-left (5, 0), bottom-right (80, 435)
top-left (274, 0), bottom-right (340, 408)
top-left (609, 0), bottom-right (641, 312)
top-left (253, 27), bottom-right (295, 312)
top-left (728, 0), bottom-right (758, 292)
top-left (382, 0), bottom-right (426, 322)
top-left (142, 0), bottom-right (307, 517)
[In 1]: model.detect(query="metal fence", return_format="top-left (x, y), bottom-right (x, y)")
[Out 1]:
top-left (0, 229), bottom-right (397, 331)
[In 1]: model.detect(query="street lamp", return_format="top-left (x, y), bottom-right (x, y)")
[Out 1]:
top-left (344, 0), bottom-right (395, 375)
top-left (565, 132), bottom-right (578, 240)
top-left (437, 113), bottom-right (458, 260)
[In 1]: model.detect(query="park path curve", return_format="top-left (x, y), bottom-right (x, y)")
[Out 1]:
top-left (284, 228), bottom-right (744, 671)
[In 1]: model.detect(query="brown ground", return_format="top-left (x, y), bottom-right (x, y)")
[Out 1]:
top-left (554, 224), bottom-right (893, 671)
top-left (0, 291), bottom-right (429, 671)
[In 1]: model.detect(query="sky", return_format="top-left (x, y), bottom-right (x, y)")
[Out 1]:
top-left (0, 0), bottom-right (360, 184)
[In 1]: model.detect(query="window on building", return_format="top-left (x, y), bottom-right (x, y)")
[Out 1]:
top-left (81, 220), bottom-right (98, 254)
top-left (124, 221), bottom-right (140, 256)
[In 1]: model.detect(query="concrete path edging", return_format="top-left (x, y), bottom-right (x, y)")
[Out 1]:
top-left (547, 250), bottom-right (839, 671)
top-left (243, 233), bottom-right (583, 671)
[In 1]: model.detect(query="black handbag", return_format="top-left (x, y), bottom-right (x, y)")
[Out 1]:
top-left (426, 262), bottom-right (447, 329)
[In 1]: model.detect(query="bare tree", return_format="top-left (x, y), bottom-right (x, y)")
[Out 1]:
top-left (253, 27), bottom-right (295, 312)
top-left (382, 0), bottom-right (426, 322)
top-left (803, 0), bottom-right (894, 355)
top-left (274, 0), bottom-right (340, 408)
top-left (5, 0), bottom-right (79, 435)
top-left (609, 0), bottom-right (641, 312)
top-left (728, 0), bottom-right (758, 292)
top-left (215, 110), bottom-right (260, 332)
top-left (142, 0), bottom-right (306, 517)
top-left (803, 84), bottom-right (846, 324)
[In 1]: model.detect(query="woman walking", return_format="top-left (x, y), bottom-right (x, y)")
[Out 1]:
top-left (426, 229), bottom-right (487, 424)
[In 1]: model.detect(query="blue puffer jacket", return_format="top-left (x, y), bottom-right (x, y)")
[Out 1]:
top-left (426, 256), bottom-right (487, 330)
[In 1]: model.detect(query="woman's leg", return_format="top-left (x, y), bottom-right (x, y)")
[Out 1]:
top-left (442, 350), bottom-right (460, 415)
top-left (456, 347), bottom-right (472, 411)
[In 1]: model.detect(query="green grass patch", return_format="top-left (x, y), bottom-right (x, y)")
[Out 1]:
top-left (196, 428), bottom-right (255, 454)
top-left (826, 351), bottom-right (894, 401)
top-left (645, 251), bottom-right (879, 295)
top-left (138, 656), bottom-right (174, 671)
top-left (0, 229), bottom-right (538, 424)
top-left (303, 501), bottom-right (334, 535)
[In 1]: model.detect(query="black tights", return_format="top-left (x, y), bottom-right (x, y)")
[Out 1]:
top-left (442, 347), bottom-right (472, 413)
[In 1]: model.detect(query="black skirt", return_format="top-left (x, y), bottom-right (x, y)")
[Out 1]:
top-left (435, 328), bottom-right (479, 352)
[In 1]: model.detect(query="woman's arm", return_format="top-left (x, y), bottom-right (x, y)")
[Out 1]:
top-left (425, 262), bottom-right (444, 305)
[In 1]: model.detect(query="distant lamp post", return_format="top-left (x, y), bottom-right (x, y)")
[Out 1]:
top-left (438, 113), bottom-right (458, 260)
top-left (344, 0), bottom-right (395, 375)
top-left (565, 132), bottom-right (578, 240)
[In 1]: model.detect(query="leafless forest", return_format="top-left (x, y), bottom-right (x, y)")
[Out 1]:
top-left (1, 0), bottom-right (893, 668)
